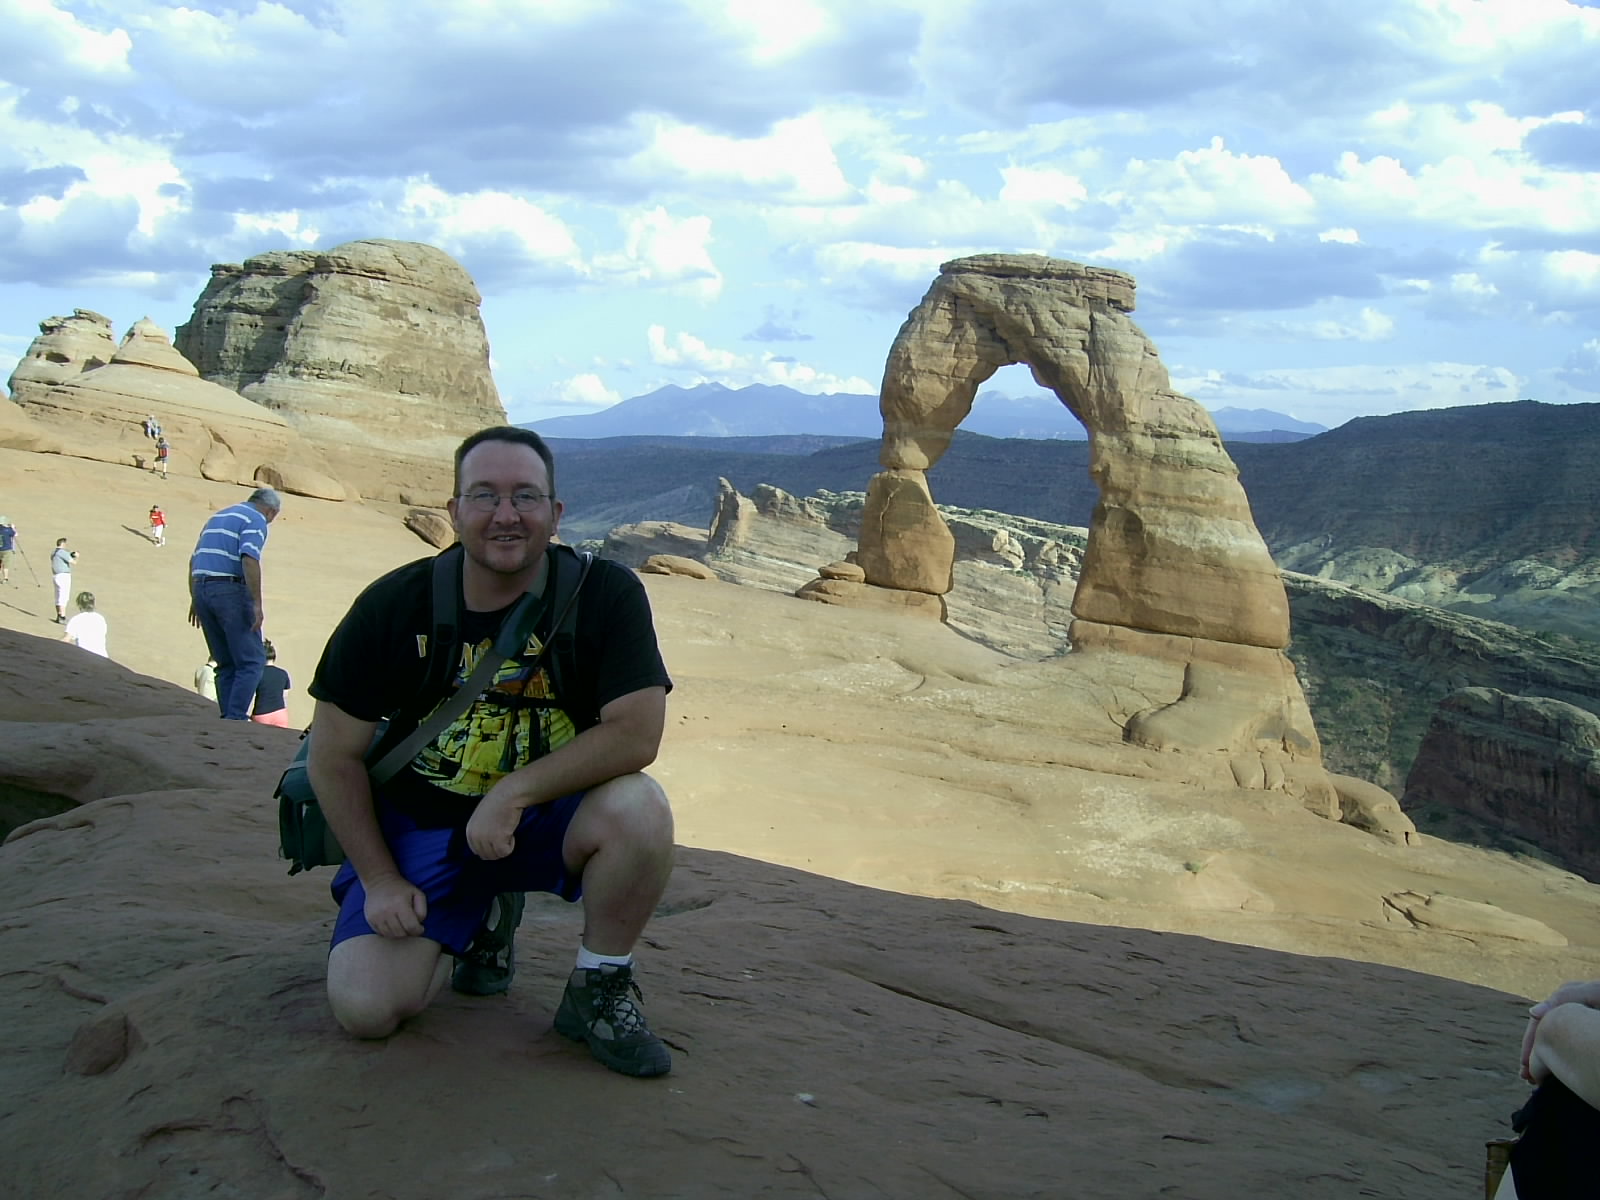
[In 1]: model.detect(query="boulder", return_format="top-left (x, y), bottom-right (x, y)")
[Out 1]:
top-left (1328, 772), bottom-right (1415, 847)
top-left (796, 575), bottom-right (947, 619)
top-left (253, 462), bottom-right (347, 502)
top-left (404, 509), bottom-right (454, 548)
top-left (1381, 890), bottom-right (1567, 946)
top-left (639, 554), bottom-right (717, 579)
top-left (603, 520), bottom-right (709, 568)
top-left (819, 560), bottom-right (866, 582)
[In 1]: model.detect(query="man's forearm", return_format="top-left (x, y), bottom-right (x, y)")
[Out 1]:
top-left (310, 758), bottom-right (406, 886)
top-left (498, 713), bottom-right (660, 812)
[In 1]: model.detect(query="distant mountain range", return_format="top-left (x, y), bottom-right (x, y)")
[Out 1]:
top-left (526, 382), bottom-right (1325, 442)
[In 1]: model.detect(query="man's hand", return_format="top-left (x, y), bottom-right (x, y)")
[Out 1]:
top-left (250, 604), bottom-right (264, 634)
top-left (187, 602), bottom-right (201, 629)
top-left (466, 785), bottom-right (527, 861)
top-left (363, 875), bottom-right (428, 938)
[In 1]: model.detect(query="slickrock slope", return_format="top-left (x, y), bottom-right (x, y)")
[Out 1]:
top-left (0, 635), bottom-right (1558, 1200)
top-left (175, 238), bottom-right (503, 501)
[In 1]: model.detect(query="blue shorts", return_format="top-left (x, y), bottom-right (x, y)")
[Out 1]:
top-left (329, 793), bottom-right (587, 954)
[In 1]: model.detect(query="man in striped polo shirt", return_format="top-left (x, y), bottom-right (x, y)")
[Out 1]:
top-left (188, 487), bottom-right (282, 719)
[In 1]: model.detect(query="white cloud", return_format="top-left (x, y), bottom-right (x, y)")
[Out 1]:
top-left (595, 207), bottom-right (722, 300)
top-left (399, 180), bottom-right (584, 273)
top-left (618, 113), bottom-right (853, 204)
top-left (4, 0), bottom-right (133, 79)
top-left (550, 372), bottom-right (622, 410)
top-left (1112, 137), bottom-right (1317, 226)
top-left (646, 323), bottom-right (874, 393)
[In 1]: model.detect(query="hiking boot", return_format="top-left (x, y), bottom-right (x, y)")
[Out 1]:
top-left (554, 963), bottom-right (672, 1077)
top-left (450, 891), bottom-right (525, 996)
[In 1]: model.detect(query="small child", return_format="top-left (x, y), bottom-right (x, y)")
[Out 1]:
top-left (251, 640), bottom-right (292, 726)
top-left (148, 505), bottom-right (166, 546)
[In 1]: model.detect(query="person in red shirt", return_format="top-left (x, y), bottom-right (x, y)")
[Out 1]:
top-left (148, 505), bottom-right (166, 547)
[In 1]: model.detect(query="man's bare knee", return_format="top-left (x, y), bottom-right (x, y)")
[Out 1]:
top-left (585, 772), bottom-right (673, 841)
top-left (326, 935), bottom-right (446, 1039)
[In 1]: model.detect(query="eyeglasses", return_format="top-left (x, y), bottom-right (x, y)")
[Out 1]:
top-left (458, 489), bottom-right (553, 513)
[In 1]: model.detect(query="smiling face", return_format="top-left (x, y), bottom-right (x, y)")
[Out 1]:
top-left (447, 438), bottom-right (564, 591)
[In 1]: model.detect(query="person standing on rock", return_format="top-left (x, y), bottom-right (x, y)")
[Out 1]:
top-left (0, 516), bottom-right (16, 585)
top-left (188, 487), bottom-right (280, 719)
top-left (155, 437), bottom-right (170, 479)
top-left (148, 505), bottom-right (166, 546)
top-left (50, 537), bottom-right (77, 623)
top-left (306, 426), bottom-right (676, 1078)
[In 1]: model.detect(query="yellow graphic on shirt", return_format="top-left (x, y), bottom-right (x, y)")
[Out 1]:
top-left (410, 631), bottom-right (577, 798)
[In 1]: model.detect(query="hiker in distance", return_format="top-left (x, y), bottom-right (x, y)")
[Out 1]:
top-left (50, 537), bottom-right (77, 623)
top-left (306, 426), bottom-right (675, 1078)
top-left (189, 487), bottom-right (281, 719)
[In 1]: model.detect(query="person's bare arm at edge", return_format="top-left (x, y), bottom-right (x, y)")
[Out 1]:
top-left (465, 685), bottom-right (667, 860)
top-left (306, 699), bottom-right (427, 938)
top-left (1523, 994), bottom-right (1600, 1109)
top-left (242, 555), bottom-right (265, 633)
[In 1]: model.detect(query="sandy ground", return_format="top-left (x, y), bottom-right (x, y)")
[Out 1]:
top-left (4, 446), bottom-right (1599, 1001)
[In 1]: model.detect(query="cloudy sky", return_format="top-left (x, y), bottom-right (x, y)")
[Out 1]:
top-left (2, 0), bottom-right (1598, 430)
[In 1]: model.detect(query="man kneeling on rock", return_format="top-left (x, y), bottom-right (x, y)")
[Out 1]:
top-left (306, 426), bottom-right (675, 1077)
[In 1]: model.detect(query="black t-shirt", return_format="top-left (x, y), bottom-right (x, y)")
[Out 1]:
top-left (253, 664), bottom-right (291, 714)
top-left (308, 550), bottom-right (671, 825)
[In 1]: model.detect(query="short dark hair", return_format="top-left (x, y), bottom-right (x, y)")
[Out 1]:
top-left (453, 426), bottom-right (556, 498)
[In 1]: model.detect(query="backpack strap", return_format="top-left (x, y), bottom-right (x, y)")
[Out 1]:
top-left (543, 544), bottom-right (595, 730)
top-left (422, 544), bottom-right (462, 703)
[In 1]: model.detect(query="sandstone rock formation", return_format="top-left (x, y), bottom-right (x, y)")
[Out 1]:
top-left (608, 480), bottom-right (1086, 656)
top-left (7, 317), bottom-right (344, 496)
top-left (638, 553), bottom-right (716, 579)
top-left (404, 508), bottom-right (455, 548)
top-left (5, 308), bottom-right (116, 395)
top-left (1284, 574), bottom-right (1600, 791)
top-left (175, 238), bottom-right (504, 501)
top-left (1382, 889), bottom-right (1567, 946)
top-left (848, 254), bottom-right (1332, 812)
top-left (1403, 687), bottom-right (1600, 881)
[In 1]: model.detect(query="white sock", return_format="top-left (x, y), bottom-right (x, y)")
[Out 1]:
top-left (576, 944), bottom-right (633, 972)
